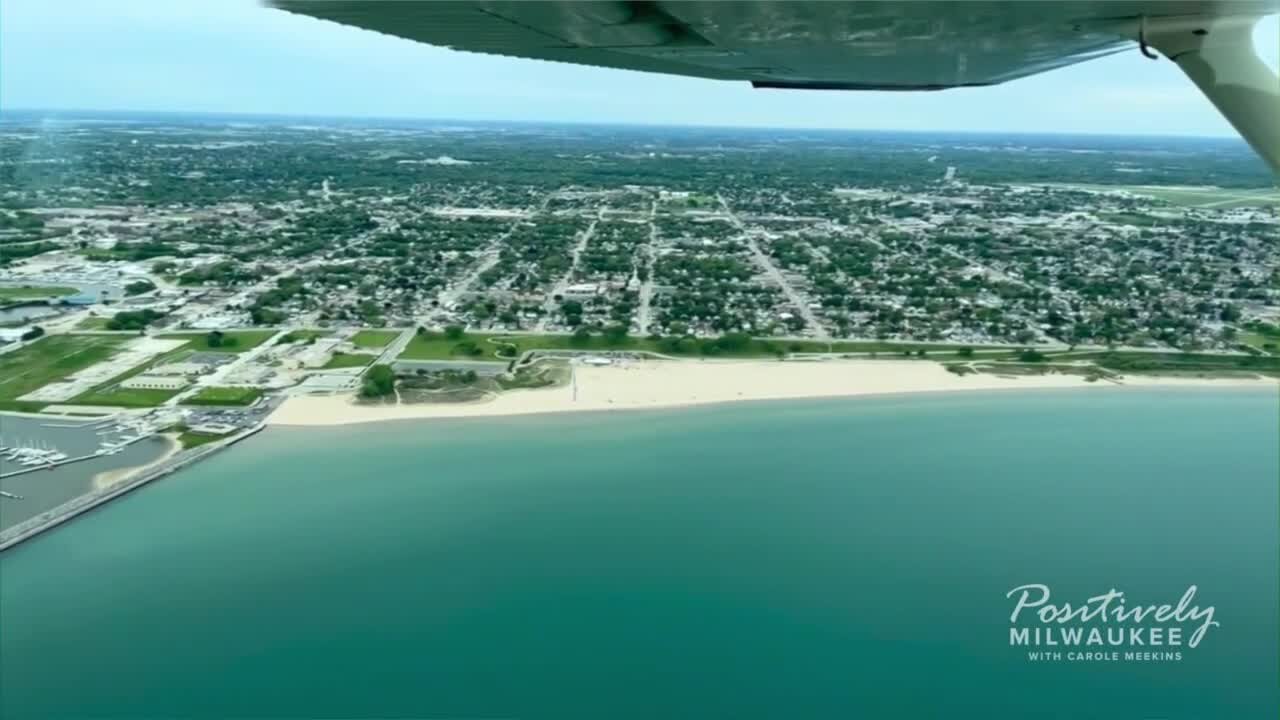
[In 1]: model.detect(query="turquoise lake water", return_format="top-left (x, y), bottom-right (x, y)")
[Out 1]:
top-left (1, 388), bottom-right (1277, 718)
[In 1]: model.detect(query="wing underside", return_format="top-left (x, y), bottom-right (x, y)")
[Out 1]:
top-left (268, 0), bottom-right (1275, 90)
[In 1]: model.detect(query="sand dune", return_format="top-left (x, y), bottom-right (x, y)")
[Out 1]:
top-left (267, 359), bottom-right (1275, 427)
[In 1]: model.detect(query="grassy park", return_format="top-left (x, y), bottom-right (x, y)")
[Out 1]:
top-left (398, 329), bottom-right (1021, 362)
top-left (0, 335), bottom-right (127, 410)
top-left (1037, 182), bottom-right (1279, 209)
top-left (75, 315), bottom-right (114, 330)
top-left (184, 386), bottom-right (264, 406)
top-left (0, 285), bottom-right (78, 301)
top-left (72, 387), bottom-right (183, 408)
top-left (158, 330), bottom-right (277, 353)
top-left (276, 329), bottom-right (330, 344)
top-left (322, 352), bottom-right (373, 369)
top-left (350, 329), bottom-right (399, 348)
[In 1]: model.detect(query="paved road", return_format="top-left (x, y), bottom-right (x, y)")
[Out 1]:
top-left (378, 327), bottom-right (416, 364)
top-left (439, 194), bottom-right (554, 312)
top-left (538, 206), bottom-right (604, 330)
top-left (717, 192), bottom-right (828, 340)
top-left (636, 200), bottom-right (659, 335)
top-left (165, 329), bottom-right (290, 406)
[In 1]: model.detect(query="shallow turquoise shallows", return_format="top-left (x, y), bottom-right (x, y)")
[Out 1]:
top-left (2, 389), bottom-right (1277, 719)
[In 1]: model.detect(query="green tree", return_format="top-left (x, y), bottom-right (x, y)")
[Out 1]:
top-left (105, 309), bottom-right (163, 331)
top-left (452, 340), bottom-right (482, 357)
top-left (444, 324), bottom-right (465, 340)
top-left (1018, 348), bottom-right (1046, 363)
top-left (603, 324), bottom-right (629, 345)
top-left (124, 280), bottom-right (156, 296)
top-left (360, 364), bottom-right (396, 398)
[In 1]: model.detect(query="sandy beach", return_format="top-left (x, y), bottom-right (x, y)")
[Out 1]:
top-left (92, 434), bottom-right (182, 491)
top-left (266, 359), bottom-right (1276, 426)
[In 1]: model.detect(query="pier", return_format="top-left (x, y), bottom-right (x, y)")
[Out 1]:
top-left (0, 433), bottom-right (153, 480)
top-left (1, 452), bottom-right (101, 480)
top-left (0, 423), bottom-right (265, 552)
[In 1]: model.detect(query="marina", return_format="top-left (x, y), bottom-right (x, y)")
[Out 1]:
top-left (0, 415), bottom-right (167, 478)
top-left (0, 413), bottom-right (175, 531)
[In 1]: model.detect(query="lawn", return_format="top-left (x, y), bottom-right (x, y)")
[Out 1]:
top-left (1039, 182), bottom-right (1279, 209)
top-left (72, 387), bottom-right (183, 408)
top-left (184, 386), bottom-right (263, 406)
top-left (350, 329), bottom-right (399, 348)
top-left (0, 285), bottom-right (78, 301)
top-left (276, 329), bottom-right (331, 344)
top-left (1238, 332), bottom-right (1278, 354)
top-left (0, 335), bottom-right (127, 409)
top-left (397, 331), bottom-right (1020, 362)
top-left (75, 316), bottom-right (114, 330)
top-left (177, 431), bottom-right (230, 449)
top-left (66, 336), bottom-right (200, 408)
top-left (1136, 186), bottom-right (1278, 209)
top-left (322, 352), bottom-right (373, 369)
top-left (158, 330), bottom-right (277, 353)
top-left (1069, 350), bottom-right (1280, 378)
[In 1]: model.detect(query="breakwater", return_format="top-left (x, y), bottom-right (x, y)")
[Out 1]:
top-left (0, 424), bottom-right (264, 552)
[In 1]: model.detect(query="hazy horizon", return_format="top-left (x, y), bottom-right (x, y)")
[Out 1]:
top-left (2, 1), bottom-right (1276, 139)
top-left (0, 106), bottom-right (1264, 143)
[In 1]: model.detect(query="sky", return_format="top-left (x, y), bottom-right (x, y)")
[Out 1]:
top-left (1, 0), bottom-right (1276, 136)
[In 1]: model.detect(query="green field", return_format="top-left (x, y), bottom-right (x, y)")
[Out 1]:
top-left (0, 285), bottom-right (78, 301)
top-left (276, 329), bottom-right (330, 344)
top-left (0, 335), bottom-right (127, 410)
top-left (184, 386), bottom-right (263, 406)
top-left (75, 316), bottom-right (114, 330)
top-left (350, 329), bottom-right (399, 349)
top-left (398, 331), bottom-right (1020, 362)
top-left (322, 352), bottom-right (374, 369)
top-left (1063, 351), bottom-right (1280, 378)
top-left (1039, 183), bottom-right (1278, 209)
top-left (1239, 332), bottom-right (1277, 354)
top-left (66, 337), bottom-right (199, 408)
top-left (177, 430), bottom-right (229, 449)
top-left (68, 330), bottom-right (276, 408)
top-left (72, 387), bottom-right (183, 408)
top-left (158, 330), bottom-right (277, 353)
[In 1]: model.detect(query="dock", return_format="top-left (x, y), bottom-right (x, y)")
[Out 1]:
top-left (0, 423), bottom-right (265, 553)
top-left (0, 431), bottom-right (153, 480)
top-left (1, 452), bottom-right (99, 480)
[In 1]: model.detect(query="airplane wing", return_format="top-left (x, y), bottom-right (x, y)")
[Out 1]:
top-left (268, 1), bottom-right (1280, 171)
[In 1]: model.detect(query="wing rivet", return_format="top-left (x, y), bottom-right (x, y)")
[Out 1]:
top-left (1192, 29), bottom-right (1208, 36)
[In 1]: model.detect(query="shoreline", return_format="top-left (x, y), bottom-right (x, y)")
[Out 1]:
top-left (0, 424), bottom-right (264, 553)
top-left (91, 433), bottom-right (182, 491)
top-left (267, 359), bottom-right (1277, 427)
